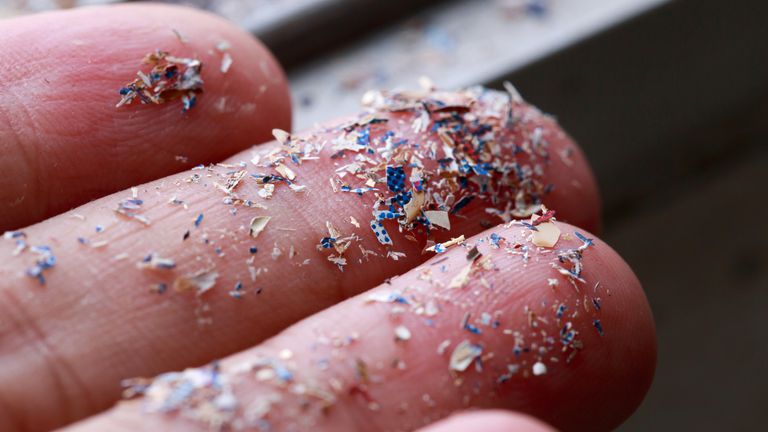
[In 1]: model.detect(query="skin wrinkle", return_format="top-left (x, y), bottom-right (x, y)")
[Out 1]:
top-left (0, 89), bottom-right (43, 221)
top-left (243, 158), bottom-right (350, 307)
top-left (0, 286), bottom-right (96, 430)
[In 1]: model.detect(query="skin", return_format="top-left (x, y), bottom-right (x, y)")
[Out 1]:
top-left (0, 4), bottom-right (291, 231)
top-left (415, 411), bottom-right (557, 432)
top-left (0, 4), bottom-right (655, 432)
top-left (67, 222), bottom-right (655, 432)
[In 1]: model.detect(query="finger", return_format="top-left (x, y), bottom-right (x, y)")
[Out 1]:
top-left (0, 4), bottom-right (291, 231)
top-left (66, 222), bottom-right (656, 432)
top-left (0, 87), bottom-right (600, 431)
top-left (416, 411), bottom-right (556, 432)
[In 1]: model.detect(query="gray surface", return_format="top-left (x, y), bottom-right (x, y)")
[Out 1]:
top-left (290, 0), bottom-right (669, 130)
top-left (0, 0), bottom-right (444, 68)
top-left (612, 146), bottom-right (768, 431)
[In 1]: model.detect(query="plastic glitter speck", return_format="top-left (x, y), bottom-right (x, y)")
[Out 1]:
top-left (116, 50), bottom-right (204, 112)
top-left (249, 216), bottom-right (271, 239)
top-left (386, 166), bottom-right (406, 193)
top-left (449, 340), bottom-right (483, 372)
top-left (394, 325), bottom-right (412, 341)
top-left (370, 220), bottom-right (392, 245)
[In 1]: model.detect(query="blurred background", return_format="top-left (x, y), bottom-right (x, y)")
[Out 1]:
top-left (2, 0), bottom-right (767, 430)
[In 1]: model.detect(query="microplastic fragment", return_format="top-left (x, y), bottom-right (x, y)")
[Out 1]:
top-left (3, 231), bottom-right (26, 240)
top-left (574, 231), bottom-right (595, 247)
top-left (480, 312), bottom-right (492, 326)
top-left (530, 221), bottom-right (560, 248)
top-left (115, 198), bottom-right (150, 225)
top-left (466, 246), bottom-right (482, 262)
top-left (424, 210), bottom-right (451, 230)
top-left (319, 237), bottom-right (336, 249)
top-left (220, 170), bottom-right (247, 194)
top-left (122, 362), bottom-right (237, 425)
top-left (551, 232), bottom-right (594, 286)
top-left (10, 237), bottom-right (27, 255)
top-left (403, 191), bottom-right (426, 223)
top-left (257, 184), bottom-right (275, 199)
top-left (556, 304), bottom-right (566, 318)
top-left (386, 166), bottom-right (406, 192)
top-left (138, 253), bottom-right (177, 270)
top-left (327, 255), bottom-right (347, 269)
top-left (174, 270), bottom-right (219, 295)
top-left (288, 184), bottom-right (307, 193)
top-left (592, 298), bottom-right (602, 310)
top-left (437, 339), bottom-right (451, 355)
top-left (426, 235), bottom-right (465, 253)
top-left (229, 281), bottom-right (245, 299)
top-left (220, 52), bottom-right (233, 74)
top-left (366, 290), bottom-right (408, 304)
top-left (249, 216), bottom-right (271, 239)
top-left (271, 243), bottom-right (282, 260)
top-left (531, 207), bottom-right (556, 226)
top-left (275, 163), bottom-right (296, 181)
top-left (216, 40), bottom-right (232, 51)
top-left (464, 323), bottom-right (482, 335)
top-left (387, 251), bottom-right (407, 261)
top-left (450, 195), bottom-right (474, 215)
top-left (449, 340), bottom-right (483, 372)
top-left (447, 263), bottom-right (473, 289)
top-left (116, 50), bottom-right (203, 112)
top-left (394, 325), bottom-right (412, 341)
top-left (340, 186), bottom-right (378, 195)
top-left (503, 80), bottom-right (524, 103)
top-left (272, 129), bottom-right (291, 145)
top-left (25, 245), bottom-right (56, 285)
top-left (532, 361), bottom-right (547, 376)
top-left (593, 319), bottom-right (604, 336)
top-left (375, 210), bottom-right (402, 221)
top-left (370, 220), bottom-right (392, 245)
top-left (424, 299), bottom-right (439, 316)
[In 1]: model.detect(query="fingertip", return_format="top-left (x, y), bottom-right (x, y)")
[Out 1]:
top-left (417, 410), bottom-right (556, 432)
top-left (512, 222), bottom-right (656, 430)
top-left (57, 221), bottom-right (656, 432)
top-left (0, 3), bottom-right (291, 228)
top-left (589, 229), bottom-right (657, 423)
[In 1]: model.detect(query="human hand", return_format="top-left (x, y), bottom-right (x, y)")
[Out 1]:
top-left (0, 4), bottom-right (656, 432)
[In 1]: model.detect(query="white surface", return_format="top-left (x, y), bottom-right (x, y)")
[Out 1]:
top-left (290, 0), bottom-right (669, 130)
